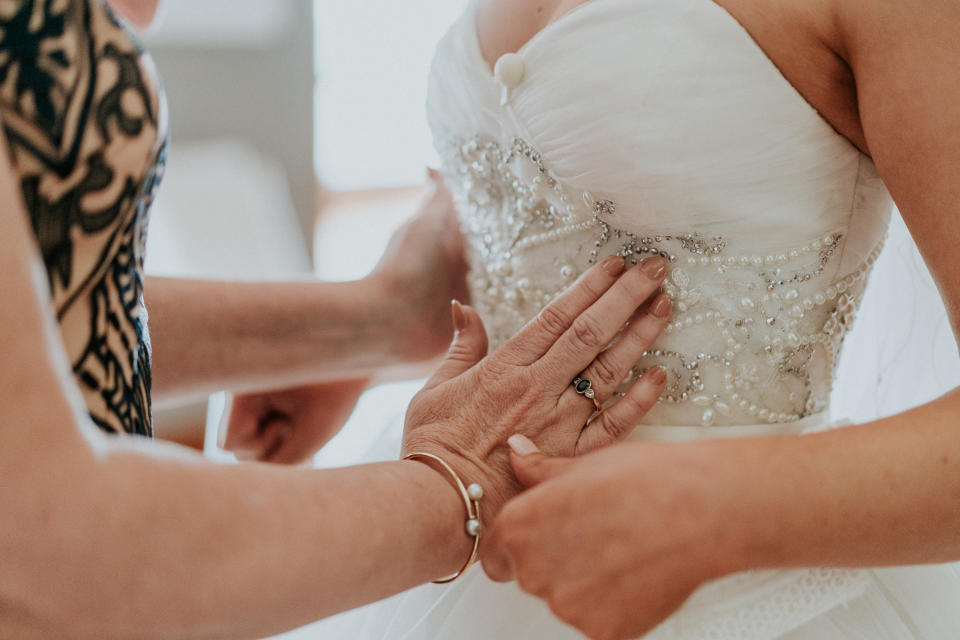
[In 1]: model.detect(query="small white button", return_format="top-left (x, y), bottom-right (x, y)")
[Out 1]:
top-left (494, 53), bottom-right (525, 89)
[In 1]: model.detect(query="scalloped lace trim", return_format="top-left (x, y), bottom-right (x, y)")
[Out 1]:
top-left (646, 568), bottom-right (870, 640)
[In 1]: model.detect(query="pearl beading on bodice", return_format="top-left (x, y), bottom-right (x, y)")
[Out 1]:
top-left (445, 136), bottom-right (884, 427)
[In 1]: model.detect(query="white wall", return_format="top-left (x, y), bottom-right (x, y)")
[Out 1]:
top-left (314, 0), bottom-right (469, 190)
top-left (142, 1), bottom-right (316, 442)
top-left (145, 0), bottom-right (315, 250)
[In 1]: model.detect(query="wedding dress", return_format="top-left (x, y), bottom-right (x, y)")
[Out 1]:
top-left (306, 1), bottom-right (960, 637)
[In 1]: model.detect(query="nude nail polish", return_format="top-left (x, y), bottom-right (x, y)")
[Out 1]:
top-left (651, 294), bottom-right (673, 318)
top-left (649, 366), bottom-right (668, 385)
top-left (601, 255), bottom-right (625, 276)
top-left (451, 300), bottom-right (466, 332)
top-left (508, 434), bottom-right (540, 456)
top-left (641, 257), bottom-right (667, 280)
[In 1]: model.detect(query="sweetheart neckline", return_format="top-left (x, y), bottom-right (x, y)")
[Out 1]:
top-left (471, 0), bottom-right (616, 74)
top-left (464, 0), bottom-right (865, 159)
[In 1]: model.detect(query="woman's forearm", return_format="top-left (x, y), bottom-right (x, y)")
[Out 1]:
top-left (147, 276), bottom-right (410, 404)
top-left (717, 388), bottom-right (960, 574)
top-left (4, 441), bottom-right (469, 640)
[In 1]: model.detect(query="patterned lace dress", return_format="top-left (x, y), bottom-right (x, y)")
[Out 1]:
top-left (0, 0), bottom-right (167, 436)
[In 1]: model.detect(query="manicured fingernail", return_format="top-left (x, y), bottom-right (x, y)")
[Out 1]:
top-left (600, 255), bottom-right (625, 276)
top-left (651, 294), bottom-right (672, 318)
top-left (451, 300), bottom-right (466, 332)
top-left (648, 366), bottom-right (667, 385)
top-left (508, 434), bottom-right (540, 456)
top-left (641, 257), bottom-right (667, 280)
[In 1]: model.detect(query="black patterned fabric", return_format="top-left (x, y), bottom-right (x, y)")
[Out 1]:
top-left (0, 0), bottom-right (167, 436)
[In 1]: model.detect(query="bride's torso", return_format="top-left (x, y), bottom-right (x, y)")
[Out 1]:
top-left (426, 0), bottom-right (893, 429)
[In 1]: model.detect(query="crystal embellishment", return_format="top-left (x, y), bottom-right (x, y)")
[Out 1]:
top-left (443, 135), bottom-right (885, 428)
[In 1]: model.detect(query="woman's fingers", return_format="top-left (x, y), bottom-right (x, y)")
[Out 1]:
top-left (249, 414), bottom-right (294, 462)
top-left (574, 366), bottom-right (667, 454)
top-left (220, 393), bottom-right (269, 452)
top-left (534, 257), bottom-right (667, 386)
top-left (220, 391), bottom-right (295, 462)
top-left (507, 436), bottom-right (575, 489)
top-left (423, 301), bottom-right (489, 390)
top-left (575, 293), bottom-right (672, 402)
top-left (501, 256), bottom-right (625, 365)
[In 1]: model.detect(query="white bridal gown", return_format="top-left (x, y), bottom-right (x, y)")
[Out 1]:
top-left (314, 0), bottom-right (960, 638)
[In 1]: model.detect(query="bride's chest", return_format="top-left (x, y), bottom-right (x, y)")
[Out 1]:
top-left (473, 0), bottom-right (864, 153)
top-left (428, 0), bottom-right (883, 249)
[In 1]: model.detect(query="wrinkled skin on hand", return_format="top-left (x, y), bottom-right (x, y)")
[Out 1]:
top-left (401, 256), bottom-right (672, 523)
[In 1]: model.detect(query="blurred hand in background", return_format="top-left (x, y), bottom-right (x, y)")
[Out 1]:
top-left (221, 172), bottom-right (471, 464)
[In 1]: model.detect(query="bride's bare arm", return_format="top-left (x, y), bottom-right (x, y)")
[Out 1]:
top-left (0, 129), bottom-right (671, 637)
top-left (148, 175), bottom-right (468, 406)
top-left (729, 0), bottom-right (960, 569)
top-left (719, 0), bottom-right (960, 572)
top-left (481, 2), bottom-right (960, 639)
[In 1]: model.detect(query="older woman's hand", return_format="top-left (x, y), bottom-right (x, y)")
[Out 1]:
top-left (402, 255), bottom-right (672, 520)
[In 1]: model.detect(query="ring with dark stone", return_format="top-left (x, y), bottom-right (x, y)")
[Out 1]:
top-left (572, 376), bottom-right (601, 410)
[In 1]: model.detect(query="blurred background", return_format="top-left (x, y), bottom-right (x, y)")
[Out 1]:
top-left (143, 0), bottom-right (469, 460)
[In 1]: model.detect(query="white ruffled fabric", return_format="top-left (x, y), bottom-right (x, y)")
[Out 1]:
top-left (301, 418), bottom-right (960, 639)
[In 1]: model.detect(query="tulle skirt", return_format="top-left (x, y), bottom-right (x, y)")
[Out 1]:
top-left (295, 563), bottom-right (960, 639)
top-left (283, 415), bottom-right (960, 640)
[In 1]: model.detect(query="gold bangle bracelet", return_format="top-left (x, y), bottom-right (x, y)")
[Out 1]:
top-left (404, 452), bottom-right (484, 584)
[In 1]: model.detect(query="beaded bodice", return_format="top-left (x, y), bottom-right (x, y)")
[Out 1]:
top-left (427, 0), bottom-right (894, 429)
top-left (447, 135), bottom-right (886, 427)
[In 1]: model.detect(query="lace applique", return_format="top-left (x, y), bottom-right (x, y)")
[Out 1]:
top-left (446, 135), bottom-right (884, 427)
top-left (647, 568), bottom-right (871, 640)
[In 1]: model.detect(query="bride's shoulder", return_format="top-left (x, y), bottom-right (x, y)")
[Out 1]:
top-left (716, 0), bottom-right (865, 151)
top-left (834, 0), bottom-right (960, 51)
top-left (831, 0), bottom-right (960, 123)
top-left (833, 0), bottom-right (960, 332)
top-left (730, 0), bottom-right (958, 153)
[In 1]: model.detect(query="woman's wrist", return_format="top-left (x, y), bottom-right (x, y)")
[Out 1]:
top-left (679, 437), bottom-right (805, 578)
top-left (404, 453), bottom-right (488, 581)
top-left (295, 276), bottom-right (412, 375)
top-left (357, 273), bottom-right (425, 364)
top-left (401, 457), bottom-right (484, 578)
top-left (362, 269), bottom-right (459, 367)
top-left (617, 439), bottom-right (781, 582)
top-left (403, 439), bottom-right (517, 526)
